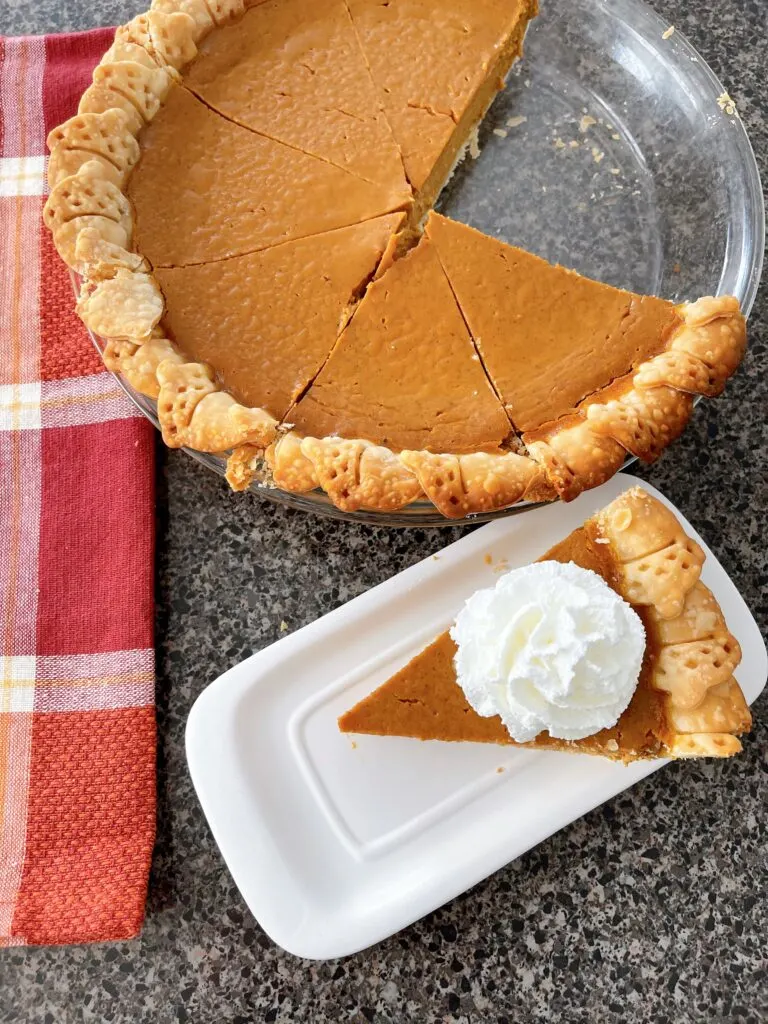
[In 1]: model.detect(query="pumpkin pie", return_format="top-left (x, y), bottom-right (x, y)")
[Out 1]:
top-left (339, 489), bottom-right (752, 760)
top-left (43, 0), bottom-right (748, 519)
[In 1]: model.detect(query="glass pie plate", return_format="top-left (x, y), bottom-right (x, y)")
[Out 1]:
top-left (82, 0), bottom-right (764, 526)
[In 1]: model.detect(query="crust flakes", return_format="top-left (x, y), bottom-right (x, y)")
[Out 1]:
top-left (103, 333), bottom-right (184, 397)
top-left (595, 489), bottom-right (705, 618)
top-left (79, 61), bottom-right (178, 134)
top-left (77, 269), bottom-right (164, 339)
top-left (150, 0), bottom-right (216, 39)
top-left (109, 11), bottom-right (198, 70)
top-left (267, 433), bottom-right (319, 493)
top-left (301, 438), bottom-right (423, 512)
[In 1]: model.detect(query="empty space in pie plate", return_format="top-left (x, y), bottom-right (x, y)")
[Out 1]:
top-left (439, 0), bottom-right (763, 309)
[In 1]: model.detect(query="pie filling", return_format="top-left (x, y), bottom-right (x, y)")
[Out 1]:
top-left (183, 0), bottom-right (409, 189)
top-left (154, 213), bottom-right (405, 417)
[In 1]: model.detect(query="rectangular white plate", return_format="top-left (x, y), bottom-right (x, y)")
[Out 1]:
top-left (185, 475), bottom-right (767, 959)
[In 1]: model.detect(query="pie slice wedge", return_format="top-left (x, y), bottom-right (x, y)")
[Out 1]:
top-left (126, 83), bottom-right (410, 266)
top-left (154, 212), bottom-right (405, 424)
top-left (287, 234), bottom-right (512, 455)
top-left (184, 0), bottom-right (409, 190)
top-left (347, 0), bottom-right (537, 208)
top-left (339, 488), bottom-right (752, 761)
top-left (426, 212), bottom-right (747, 500)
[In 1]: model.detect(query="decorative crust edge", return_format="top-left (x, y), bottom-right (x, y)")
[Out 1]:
top-left (594, 488), bottom-right (751, 759)
top-left (43, 3), bottom-right (747, 518)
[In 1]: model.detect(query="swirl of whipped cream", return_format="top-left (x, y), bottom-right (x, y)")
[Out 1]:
top-left (450, 561), bottom-right (645, 743)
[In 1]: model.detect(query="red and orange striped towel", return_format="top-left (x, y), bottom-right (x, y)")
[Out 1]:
top-left (0, 29), bottom-right (156, 945)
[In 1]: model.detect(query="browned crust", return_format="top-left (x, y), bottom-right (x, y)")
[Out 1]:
top-left (43, 3), bottom-right (747, 518)
top-left (594, 488), bottom-right (751, 758)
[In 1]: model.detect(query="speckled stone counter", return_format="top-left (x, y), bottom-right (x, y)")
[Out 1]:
top-left (1, 1), bottom-right (766, 1021)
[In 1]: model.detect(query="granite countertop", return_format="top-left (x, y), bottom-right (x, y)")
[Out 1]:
top-left (1, 0), bottom-right (766, 1021)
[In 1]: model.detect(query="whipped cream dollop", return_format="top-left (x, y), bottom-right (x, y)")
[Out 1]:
top-left (450, 561), bottom-right (645, 743)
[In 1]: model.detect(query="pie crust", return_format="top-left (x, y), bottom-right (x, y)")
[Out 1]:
top-left (44, 0), bottom-right (747, 518)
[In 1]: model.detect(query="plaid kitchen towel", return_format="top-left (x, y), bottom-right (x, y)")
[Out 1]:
top-left (0, 28), bottom-right (156, 945)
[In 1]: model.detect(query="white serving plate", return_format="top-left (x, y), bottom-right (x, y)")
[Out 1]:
top-left (186, 475), bottom-right (767, 959)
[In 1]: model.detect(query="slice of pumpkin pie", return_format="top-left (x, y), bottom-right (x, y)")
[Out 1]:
top-left (184, 0), bottom-right (409, 189)
top-left (339, 488), bottom-right (751, 761)
top-left (426, 212), bottom-right (746, 500)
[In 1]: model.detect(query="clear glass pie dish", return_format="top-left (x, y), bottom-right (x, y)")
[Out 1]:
top-left (82, 0), bottom-right (764, 527)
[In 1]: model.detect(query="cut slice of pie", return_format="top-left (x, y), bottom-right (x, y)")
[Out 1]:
top-left (339, 488), bottom-right (752, 760)
top-left (347, 0), bottom-right (537, 207)
top-left (127, 84), bottom-right (410, 266)
top-left (427, 212), bottom-right (682, 434)
top-left (287, 235), bottom-right (512, 454)
top-left (154, 213), bottom-right (405, 424)
top-left (184, 0), bottom-right (409, 189)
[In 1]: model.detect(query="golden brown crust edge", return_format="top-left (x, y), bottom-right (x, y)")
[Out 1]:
top-left (595, 488), bottom-right (751, 759)
top-left (43, 3), bottom-right (747, 518)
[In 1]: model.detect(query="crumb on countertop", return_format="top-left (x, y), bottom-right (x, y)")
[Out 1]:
top-left (662, 25), bottom-right (675, 39)
top-left (579, 114), bottom-right (596, 132)
top-left (468, 126), bottom-right (481, 159)
top-left (484, 553), bottom-right (493, 566)
top-left (279, 620), bottom-right (289, 633)
top-left (506, 115), bottom-right (527, 128)
top-left (717, 91), bottom-right (737, 116)
top-left (493, 127), bottom-right (508, 138)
